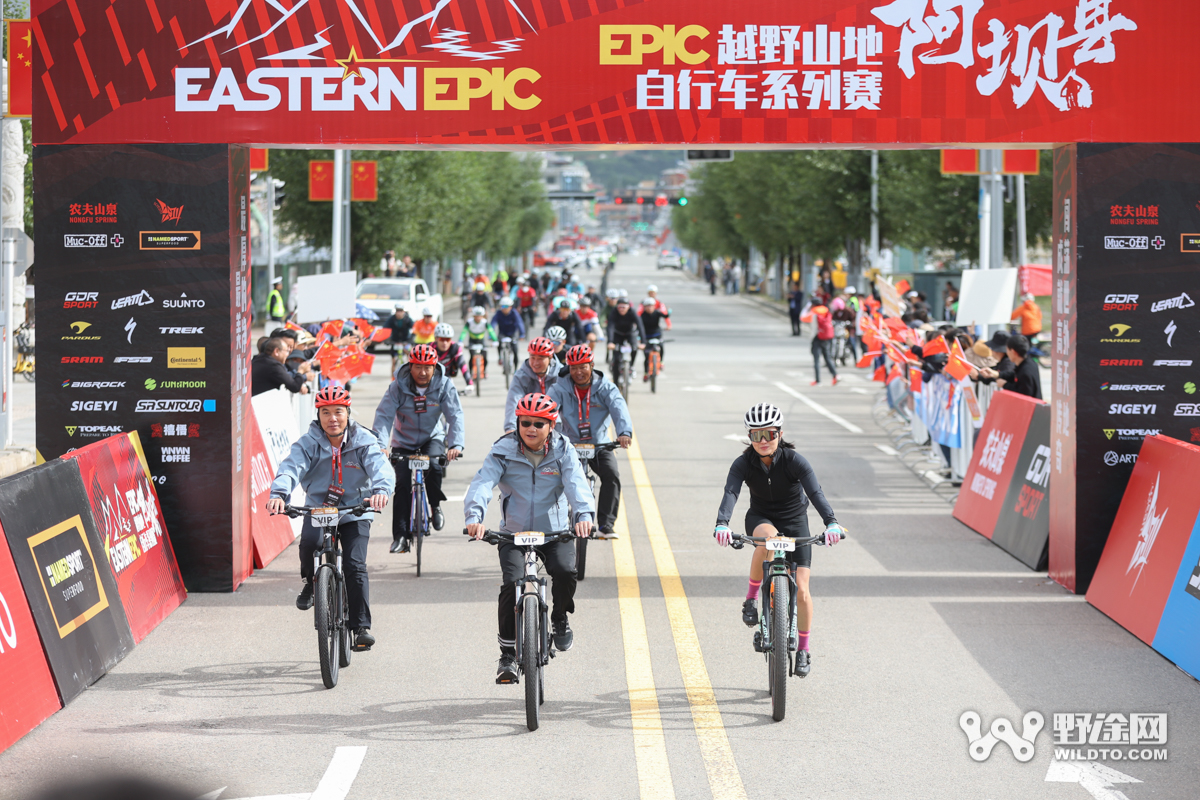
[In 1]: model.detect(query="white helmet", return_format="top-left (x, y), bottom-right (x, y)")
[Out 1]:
top-left (546, 325), bottom-right (567, 343)
top-left (844, 286), bottom-right (857, 295)
top-left (647, 284), bottom-right (658, 293)
top-left (422, 306), bottom-right (434, 316)
top-left (606, 289), bottom-right (620, 299)
top-left (744, 403), bottom-right (784, 430)
top-left (499, 296), bottom-right (514, 308)
top-left (434, 322), bottom-right (454, 339)
top-left (642, 297), bottom-right (656, 307)
top-left (471, 305), bottom-right (485, 316)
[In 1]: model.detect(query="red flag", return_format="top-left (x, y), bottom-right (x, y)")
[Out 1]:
top-left (370, 326), bottom-right (391, 343)
top-left (886, 365), bottom-right (902, 383)
top-left (250, 148), bottom-right (269, 171)
top-left (7, 21), bottom-right (31, 118)
top-left (350, 318), bottom-right (374, 338)
top-left (921, 334), bottom-right (949, 357)
top-left (321, 320), bottom-right (344, 340)
top-left (873, 365), bottom-right (887, 382)
top-left (856, 350), bottom-right (881, 368)
top-left (285, 320), bottom-right (305, 332)
top-left (350, 160), bottom-right (378, 201)
top-left (909, 366), bottom-right (923, 393)
top-left (309, 160), bottom-right (334, 201)
top-left (944, 340), bottom-right (974, 381)
top-left (895, 279), bottom-right (911, 294)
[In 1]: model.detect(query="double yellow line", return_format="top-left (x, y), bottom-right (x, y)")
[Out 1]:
top-left (609, 429), bottom-right (748, 800)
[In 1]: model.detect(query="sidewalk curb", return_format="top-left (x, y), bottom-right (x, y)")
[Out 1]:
top-left (0, 448), bottom-right (35, 480)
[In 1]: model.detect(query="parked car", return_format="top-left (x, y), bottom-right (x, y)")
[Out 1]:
top-left (355, 277), bottom-right (443, 323)
top-left (656, 250), bottom-right (682, 270)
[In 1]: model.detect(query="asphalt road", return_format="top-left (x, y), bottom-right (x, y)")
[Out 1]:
top-left (2, 255), bottom-right (1196, 800)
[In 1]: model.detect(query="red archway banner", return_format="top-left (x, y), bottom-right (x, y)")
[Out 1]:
top-left (30, 0), bottom-right (1197, 147)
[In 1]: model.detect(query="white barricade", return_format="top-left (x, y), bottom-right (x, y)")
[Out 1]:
top-left (251, 388), bottom-right (312, 535)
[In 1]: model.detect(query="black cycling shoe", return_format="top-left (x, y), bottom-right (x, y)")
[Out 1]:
top-left (552, 617), bottom-right (574, 652)
top-left (354, 628), bottom-right (375, 650)
top-left (597, 525), bottom-right (618, 540)
top-left (392, 536), bottom-right (411, 554)
top-left (742, 599), bottom-right (759, 627)
top-left (432, 506), bottom-right (445, 531)
top-left (389, 537), bottom-right (403, 554)
top-left (793, 649), bottom-right (811, 678)
top-left (496, 651), bottom-right (519, 684)
top-left (295, 581), bottom-right (314, 611)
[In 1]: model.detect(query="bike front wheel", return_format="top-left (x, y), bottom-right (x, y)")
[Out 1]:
top-left (770, 574), bottom-right (789, 721)
top-left (522, 595), bottom-right (541, 731)
top-left (414, 483), bottom-right (427, 578)
top-left (315, 567), bottom-right (340, 689)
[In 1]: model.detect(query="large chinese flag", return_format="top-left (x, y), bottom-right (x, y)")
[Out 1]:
top-left (7, 20), bottom-right (31, 118)
top-left (308, 160), bottom-right (334, 201)
top-left (351, 160), bottom-right (378, 201)
top-left (249, 148), bottom-right (269, 172)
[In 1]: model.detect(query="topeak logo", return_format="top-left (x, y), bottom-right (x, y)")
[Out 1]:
top-left (64, 426), bottom-right (77, 436)
top-left (960, 711), bottom-right (1043, 762)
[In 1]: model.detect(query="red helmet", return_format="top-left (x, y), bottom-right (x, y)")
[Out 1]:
top-left (314, 385), bottom-right (351, 408)
top-left (409, 344), bottom-right (439, 365)
top-left (514, 393), bottom-right (558, 422)
top-left (565, 344), bottom-right (594, 365)
top-left (527, 337), bottom-right (555, 357)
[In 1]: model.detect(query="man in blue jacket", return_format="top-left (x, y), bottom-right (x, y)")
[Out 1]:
top-left (503, 336), bottom-right (559, 432)
top-left (491, 296), bottom-right (526, 371)
top-left (373, 343), bottom-right (465, 554)
top-left (465, 393), bottom-right (595, 683)
top-left (547, 344), bottom-right (633, 539)
top-left (268, 385), bottom-right (395, 650)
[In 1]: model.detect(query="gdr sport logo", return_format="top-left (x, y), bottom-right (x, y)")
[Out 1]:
top-left (1102, 294), bottom-right (1138, 311)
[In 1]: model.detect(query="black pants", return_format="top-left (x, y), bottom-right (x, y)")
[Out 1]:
top-left (592, 447), bottom-right (621, 529)
top-left (609, 333), bottom-right (639, 373)
top-left (299, 518), bottom-right (371, 629)
top-left (496, 539), bottom-right (576, 648)
top-left (811, 337), bottom-right (838, 382)
top-left (790, 313), bottom-right (801, 335)
top-left (392, 440), bottom-right (447, 540)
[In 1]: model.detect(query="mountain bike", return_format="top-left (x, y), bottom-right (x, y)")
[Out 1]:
top-left (466, 528), bottom-right (584, 731)
top-left (729, 529), bottom-right (847, 721)
top-left (644, 337), bottom-right (672, 394)
top-left (468, 341), bottom-right (486, 396)
top-left (832, 321), bottom-right (851, 366)
top-left (391, 451), bottom-right (447, 577)
top-left (570, 441), bottom-right (619, 581)
top-left (611, 342), bottom-right (633, 399)
top-left (499, 336), bottom-right (517, 389)
top-left (278, 502), bottom-right (370, 689)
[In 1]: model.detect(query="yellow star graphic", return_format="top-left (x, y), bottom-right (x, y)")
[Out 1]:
top-left (334, 47), bottom-right (433, 82)
top-left (22, 30), bottom-right (31, 49)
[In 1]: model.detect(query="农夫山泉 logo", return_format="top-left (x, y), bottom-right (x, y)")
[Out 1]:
top-left (68, 202), bottom-right (117, 223)
top-left (1102, 294), bottom-right (1138, 311)
top-left (167, 348), bottom-right (205, 368)
top-left (63, 291), bottom-right (98, 309)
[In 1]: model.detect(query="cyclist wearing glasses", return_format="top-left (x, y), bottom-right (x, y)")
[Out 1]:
top-left (465, 393), bottom-right (595, 683)
top-left (504, 337), bottom-right (560, 433)
top-left (373, 343), bottom-right (464, 553)
top-left (459, 306), bottom-right (499, 378)
top-left (712, 403), bottom-right (845, 678)
top-left (544, 325), bottom-right (569, 367)
top-left (433, 322), bottom-right (472, 390)
top-left (547, 344), bottom-right (632, 539)
top-left (268, 386), bottom-right (394, 650)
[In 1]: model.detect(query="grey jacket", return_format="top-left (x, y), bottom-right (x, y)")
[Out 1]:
top-left (546, 370), bottom-right (633, 445)
top-left (463, 431), bottom-right (595, 533)
top-left (503, 359), bottom-right (560, 431)
top-left (373, 362), bottom-right (465, 452)
top-left (269, 420), bottom-right (395, 522)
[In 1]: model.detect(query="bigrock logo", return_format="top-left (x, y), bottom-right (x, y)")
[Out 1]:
top-left (1101, 384), bottom-right (1164, 392)
top-left (1174, 404), bottom-right (1200, 416)
top-left (1105, 451), bottom-right (1139, 466)
top-left (1101, 359), bottom-right (1143, 367)
top-left (63, 292), bottom-right (98, 309)
top-left (70, 400), bottom-right (117, 412)
top-left (112, 290), bottom-right (154, 309)
top-left (1150, 292), bottom-right (1195, 313)
top-left (154, 199), bottom-right (184, 225)
top-left (61, 356), bottom-right (103, 364)
top-left (1109, 404), bottom-right (1156, 415)
top-left (114, 356), bottom-right (152, 363)
top-left (159, 326), bottom-right (204, 335)
top-left (1103, 294), bottom-right (1138, 311)
top-left (1104, 236), bottom-right (1148, 250)
top-left (61, 381), bottom-right (125, 389)
top-left (163, 292), bottom-right (205, 309)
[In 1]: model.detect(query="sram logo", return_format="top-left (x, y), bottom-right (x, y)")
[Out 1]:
top-left (1101, 359), bottom-right (1142, 366)
top-left (1103, 294), bottom-right (1139, 311)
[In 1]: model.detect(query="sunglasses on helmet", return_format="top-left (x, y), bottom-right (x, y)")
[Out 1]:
top-left (748, 428), bottom-right (781, 443)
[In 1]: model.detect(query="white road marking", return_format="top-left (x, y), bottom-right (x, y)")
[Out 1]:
top-left (1046, 760), bottom-right (1141, 800)
top-left (213, 747), bottom-right (368, 800)
top-left (773, 382), bottom-right (864, 433)
top-left (682, 385), bottom-right (724, 392)
top-left (722, 434), bottom-right (748, 444)
top-left (850, 387), bottom-right (870, 395)
top-left (874, 444), bottom-right (899, 456)
top-left (196, 790), bottom-right (226, 800)
top-left (443, 494), bottom-right (465, 502)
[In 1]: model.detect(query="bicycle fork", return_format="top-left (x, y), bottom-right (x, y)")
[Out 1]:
top-left (513, 552), bottom-right (552, 670)
top-left (756, 560), bottom-right (799, 657)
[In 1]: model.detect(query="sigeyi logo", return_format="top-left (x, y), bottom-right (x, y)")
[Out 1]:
top-left (1150, 292), bottom-right (1194, 313)
top-left (1103, 294), bottom-right (1139, 311)
top-left (160, 327), bottom-right (204, 335)
top-left (1174, 403), bottom-right (1200, 416)
top-left (154, 199), bottom-right (184, 225)
top-left (1108, 404), bottom-right (1156, 415)
top-left (1127, 473), bottom-right (1167, 592)
top-left (959, 711), bottom-right (1043, 762)
top-left (70, 400), bottom-right (117, 412)
top-left (112, 290), bottom-right (154, 310)
top-left (63, 291), bottom-right (98, 309)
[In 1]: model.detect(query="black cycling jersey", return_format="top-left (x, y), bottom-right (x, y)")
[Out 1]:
top-left (606, 308), bottom-right (647, 342)
top-left (640, 309), bottom-right (669, 339)
top-left (717, 446), bottom-right (837, 527)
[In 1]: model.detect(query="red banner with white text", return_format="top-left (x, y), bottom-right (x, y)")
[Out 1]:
top-left (30, 1), bottom-right (1198, 147)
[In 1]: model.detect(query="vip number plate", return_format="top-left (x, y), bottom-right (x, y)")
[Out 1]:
top-left (310, 508), bottom-right (339, 527)
top-left (409, 455), bottom-right (430, 470)
top-left (575, 444), bottom-right (596, 459)
top-left (620, 344), bottom-right (632, 354)
top-left (513, 532), bottom-right (545, 546)
top-left (765, 538), bottom-right (796, 551)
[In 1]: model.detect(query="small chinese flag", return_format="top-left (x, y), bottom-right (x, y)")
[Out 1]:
top-left (873, 365), bottom-right (887, 382)
top-left (944, 340), bottom-right (974, 381)
top-left (370, 327), bottom-right (391, 343)
top-left (7, 20), bottom-right (32, 118)
top-left (856, 350), bottom-right (881, 369)
top-left (309, 160), bottom-right (334, 201)
top-left (895, 279), bottom-right (911, 295)
top-left (909, 366), bottom-right (923, 393)
top-left (250, 148), bottom-right (269, 171)
top-left (351, 160), bottom-right (378, 201)
top-left (886, 365), bottom-right (902, 384)
top-left (921, 334), bottom-right (949, 358)
top-left (320, 320), bottom-right (345, 340)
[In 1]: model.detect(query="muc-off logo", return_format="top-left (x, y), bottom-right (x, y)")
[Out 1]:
top-left (1104, 237), bottom-right (1148, 250)
top-left (960, 711), bottom-right (1043, 762)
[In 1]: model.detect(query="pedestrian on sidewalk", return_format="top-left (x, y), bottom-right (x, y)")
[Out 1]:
top-left (704, 261), bottom-right (717, 295)
top-left (787, 281), bottom-right (804, 336)
top-left (810, 302), bottom-right (838, 386)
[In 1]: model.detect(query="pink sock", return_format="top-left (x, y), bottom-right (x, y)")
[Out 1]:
top-left (797, 630), bottom-right (810, 651)
top-left (746, 579), bottom-right (762, 601)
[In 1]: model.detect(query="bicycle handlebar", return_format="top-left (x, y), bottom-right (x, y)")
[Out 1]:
top-left (276, 502), bottom-right (371, 519)
top-left (729, 531), bottom-right (848, 549)
top-left (390, 453), bottom-right (449, 467)
top-left (575, 441), bottom-right (621, 452)
top-left (462, 528), bottom-right (584, 545)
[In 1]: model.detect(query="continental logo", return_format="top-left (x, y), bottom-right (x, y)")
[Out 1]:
top-left (167, 347), bottom-right (205, 368)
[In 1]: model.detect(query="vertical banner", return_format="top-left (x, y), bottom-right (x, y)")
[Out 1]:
top-left (1052, 144), bottom-right (1200, 593)
top-left (991, 402), bottom-right (1053, 570)
top-left (1050, 144), bottom-right (1079, 591)
top-left (0, 523), bottom-right (61, 752)
top-left (309, 161), bottom-right (334, 201)
top-left (6, 19), bottom-right (31, 118)
top-left (0, 459), bottom-right (135, 704)
top-left (62, 432), bottom-right (187, 643)
top-left (953, 392), bottom-right (1039, 540)
top-left (249, 148), bottom-right (269, 172)
top-left (34, 145), bottom-right (251, 591)
top-left (350, 161), bottom-right (378, 201)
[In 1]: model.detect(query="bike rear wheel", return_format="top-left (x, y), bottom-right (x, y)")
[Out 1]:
top-left (315, 567), bottom-right (339, 689)
top-left (414, 483), bottom-right (427, 578)
top-left (338, 575), bottom-right (352, 668)
top-left (649, 352), bottom-right (658, 394)
top-left (770, 575), bottom-right (789, 721)
top-left (522, 595), bottom-right (541, 731)
top-left (575, 537), bottom-right (588, 582)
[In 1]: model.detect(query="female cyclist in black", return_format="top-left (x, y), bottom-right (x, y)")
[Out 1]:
top-left (713, 402), bottom-right (845, 677)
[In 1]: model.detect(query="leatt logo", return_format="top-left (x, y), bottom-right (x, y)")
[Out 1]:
top-left (154, 199), bottom-right (184, 225)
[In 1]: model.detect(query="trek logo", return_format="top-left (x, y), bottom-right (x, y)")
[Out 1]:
top-left (61, 356), bottom-right (103, 364)
top-left (960, 711), bottom-right (1043, 763)
top-left (163, 292), bottom-right (205, 309)
top-left (1103, 294), bottom-right (1139, 311)
top-left (1150, 292), bottom-right (1194, 313)
top-left (160, 327), bottom-right (204, 335)
top-left (154, 199), bottom-right (184, 226)
top-left (1100, 359), bottom-right (1142, 367)
top-left (134, 399), bottom-right (216, 413)
top-left (70, 400), bottom-right (117, 412)
top-left (114, 356), bottom-right (152, 363)
top-left (1105, 451), bottom-right (1138, 466)
top-left (61, 381), bottom-right (125, 389)
top-left (1154, 360), bottom-right (1193, 367)
top-left (1101, 384), bottom-right (1164, 392)
top-left (62, 321), bottom-right (100, 341)
top-left (63, 292), bottom-right (98, 309)
top-left (1101, 324), bottom-right (1140, 343)
top-left (112, 290), bottom-right (154, 310)
top-left (1109, 404), bottom-right (1156, 415)
top-left (1174, 404), bottom-right (1200, 416)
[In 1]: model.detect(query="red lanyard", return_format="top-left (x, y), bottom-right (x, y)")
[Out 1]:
top-left (577, 384), bottom-right (592, 427)
top-left (331, 440), bottom-right (344, 487)
top-left (537, 374), bottom-right (546, 393)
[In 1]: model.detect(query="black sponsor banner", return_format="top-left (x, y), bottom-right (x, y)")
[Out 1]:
top-left (34, 144), bottom-right (251, 591)
top-left (992, 403), bottom-right (1052, 571)
top-left (0, 458), bottom-right (135, 704)
top-left (1051, 144), bottom-right (1200, 593)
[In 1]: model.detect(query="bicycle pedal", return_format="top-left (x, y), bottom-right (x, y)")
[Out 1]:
top-left (753, 631), bottom-right (765, 653)
top-left (496, 674), bottom-right (519, 685)
top-left (351, 643), bottom-right (371, 652)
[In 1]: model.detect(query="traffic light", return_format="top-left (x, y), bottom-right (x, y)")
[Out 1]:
top-left (654, 195), bottom-right (668, 207)
top-left (669, 197), bottom-right (688, 206)
top-left (613, 196), bottom-right (624, 204)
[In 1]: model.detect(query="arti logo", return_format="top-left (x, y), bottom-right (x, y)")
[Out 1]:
top-left (1127, 473), bottom-right (1167, 592)
top-left (154, 199), bottom-right (184, 225)
top-left (959, 711), bottom-right (1043, 763)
